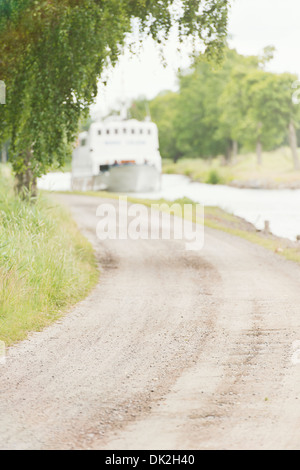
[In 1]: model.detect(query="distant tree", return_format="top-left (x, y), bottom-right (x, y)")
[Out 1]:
top-left (175, 62), bottom-right (223, 159)
top-left (174, 48), bottom-right (255, 160)
top-left (150, 92), bottom-right (181, 161)
top-left (221, 68), bottom-right (299, 167)
top-left (258, 45), bottom-right (276, 68)
top-left (128, 92), bottom-right (180, 161)
top-left (129, 97), bottom-right (150, 122)
top-left (217, 51), bottom-right (260, 162)
top-left (0, 0), bottom-right (230, 195)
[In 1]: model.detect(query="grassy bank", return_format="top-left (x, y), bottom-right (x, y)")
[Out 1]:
top-left (66, 189), bottom-right (300, 266)
top-left (163, 147), bottom-right (300, 188)
top-left (139, 196), bottom-right (300, 264)
top-left (0, 166), bottom-right (98, 346)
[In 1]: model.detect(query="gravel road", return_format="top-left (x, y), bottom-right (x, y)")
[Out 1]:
top-left (1, 194), bottom-right (300, 450)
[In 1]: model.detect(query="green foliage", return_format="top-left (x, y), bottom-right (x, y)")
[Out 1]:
top-left (129, 97), bottom-right (150, 121)
top-left (220, 67), bottom-right (298, 152)
top-left (129, 92), bottom-right (181, 161)
top-left (79, 114), bottom-right (94, 132)
top-left (0, 0), bottom-right (229, 183)
top-left (206, 168), bottom-right (222, 184)
top-left (175, 60), bottom-right (224, 158)
top-left (129, 91), bottom-right (181, 161)
top-left (131, 47), bottom-right (299, 163)
top-left (150, 91), bottom-right (181, 161)
top-left (174, 48), bottom-right (256, 159)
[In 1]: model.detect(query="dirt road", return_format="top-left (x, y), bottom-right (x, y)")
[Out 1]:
top-left (1, 194), bottom-right (300, 450)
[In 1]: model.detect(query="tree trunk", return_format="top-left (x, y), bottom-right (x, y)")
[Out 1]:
top-left (225, 140), bottom-right (238, 165)
top-left (288, 121), bottom-right (300, 171)
top-left (225, 142), bottom-right (232, 164)
top-left (256, 138), bottom-right (262, 166)
top-left (1, 144), bottom-right (7, 163)
top-left (232, 140), bottom-right (238, 158)
top-left (173, 153), bottom-right (180, 164)
top-left (230, 140), bottom-right (238, 165)
top-left (256, 122), bottom-right (263, 166)
top-left (15, 149), bottom-right (37, 198)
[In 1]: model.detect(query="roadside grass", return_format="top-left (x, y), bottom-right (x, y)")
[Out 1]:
top-left (162, 147), bottom-right (300, 187)
top-left (64, 189), bottom-right (300, 266)
top-left (0, 166), bottom-right (98, 346)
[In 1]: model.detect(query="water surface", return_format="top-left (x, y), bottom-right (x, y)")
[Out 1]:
top-left (38, 172), bottom-right (300, 241)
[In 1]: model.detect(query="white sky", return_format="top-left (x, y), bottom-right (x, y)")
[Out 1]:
top-left (91, 0), bottom-right (300, 118)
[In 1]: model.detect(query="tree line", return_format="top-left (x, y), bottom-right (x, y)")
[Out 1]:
top-left (129, 47), bottom-right (300, 169)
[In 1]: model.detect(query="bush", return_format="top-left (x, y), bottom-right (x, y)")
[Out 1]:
top-left (206, 169), bottom-right (222, 185)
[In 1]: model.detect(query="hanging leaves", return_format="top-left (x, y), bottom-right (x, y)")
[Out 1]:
top-left (0, 0), bottom-right (229, 179)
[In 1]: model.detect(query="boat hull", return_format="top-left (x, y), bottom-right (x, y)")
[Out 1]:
top-left (103, 164), bottom-right (161, 192)
top-left (72, 164), bottom-right (161, 193)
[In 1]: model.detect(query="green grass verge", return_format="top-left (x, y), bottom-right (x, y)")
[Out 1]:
top-left (162, 147), bottom-right (300, 187)
top-left (0, 167), bottom-right (99, 346)
top-left (63, 190), bottom-right (300, 266)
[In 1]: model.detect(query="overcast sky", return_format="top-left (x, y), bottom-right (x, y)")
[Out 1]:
top-left (91, 0), bottom-right (300, 118)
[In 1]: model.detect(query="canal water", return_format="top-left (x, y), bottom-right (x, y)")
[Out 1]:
top-left (38, 172), bottom-right (300, 241)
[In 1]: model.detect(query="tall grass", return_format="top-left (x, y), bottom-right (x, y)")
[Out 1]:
top-left (0, 166), bottom-right (98, 345)
top-left (162, 147), bottom-right (300, 186)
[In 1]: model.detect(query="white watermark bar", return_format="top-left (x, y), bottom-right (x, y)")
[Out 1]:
top-left (96, 196), bottom-right (205, 251)
top-left (0, 81), bottom-right (6, 104)
top-left (0, 340), bottom-right (6, 365)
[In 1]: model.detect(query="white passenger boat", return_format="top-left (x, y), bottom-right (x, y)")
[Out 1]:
top-left (72, 117), bottom-right (162, 192)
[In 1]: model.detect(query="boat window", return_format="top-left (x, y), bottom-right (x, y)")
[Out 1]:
top-left (98, 130), bottom-right (102, 136)
top-left (140, 129), bottom-right (143, 135)
top-left (148, 129), bottom-right (151, 135)
top-left (115, 129), bottom-right (119, 135)
top-left (81, 139), bottom-right (86, 147)
top-left (123, 128), bottom-right (127, 134)
top-left (131, 129), bottom-right (135, 134)
top-left (106, 129), bottom-right (110, 135)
